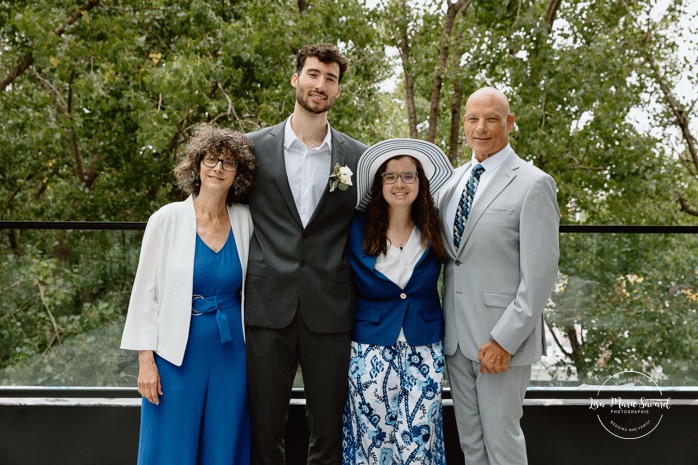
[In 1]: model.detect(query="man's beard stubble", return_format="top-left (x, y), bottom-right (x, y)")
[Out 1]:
top-left (296, 89), bottom-right (335, 115)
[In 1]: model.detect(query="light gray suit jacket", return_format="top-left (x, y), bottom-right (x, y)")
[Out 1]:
top-left (244, 119), bottom-right (367, 333)
top-left (438, 150), bottom-right (560, 366)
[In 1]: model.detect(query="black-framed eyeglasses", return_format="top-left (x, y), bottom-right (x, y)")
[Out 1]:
top-left (201, 154), bottom-right (238, 172)
top-left (381, 171), bottom-right (419, 184)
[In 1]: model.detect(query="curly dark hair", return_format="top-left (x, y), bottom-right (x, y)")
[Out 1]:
top-left (296, 43), bottom-right (349, 83)
top-left (173, 124), bottom-right (256, 205)
top-left (362, 156), bottom-right (445, 260)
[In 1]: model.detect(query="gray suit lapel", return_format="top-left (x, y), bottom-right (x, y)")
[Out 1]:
top-left (458, 156), bottom-right (519, 249)
top-left (266, 120), bottom-right (303, 227)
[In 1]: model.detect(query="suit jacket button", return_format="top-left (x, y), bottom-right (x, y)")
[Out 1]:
top-left (300, 260), bottom-right (306, 267)
top-left (455, 260), bottom-right (461, 266)
top-left (400, 293), bottom-right (407, 299)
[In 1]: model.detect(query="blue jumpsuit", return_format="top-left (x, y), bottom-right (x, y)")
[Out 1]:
top-left (138, 230), bottom-right (251, 464)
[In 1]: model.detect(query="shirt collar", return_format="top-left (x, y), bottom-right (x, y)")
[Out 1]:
top-left (471, 144), bottom-right (512, 171)
top-left (284, 115), bottom-right (332, 151)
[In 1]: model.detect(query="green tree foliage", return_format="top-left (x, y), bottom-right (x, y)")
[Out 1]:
top-left (0, 0), bottom-right (389, 222)
top-left (0, 0), bottom-right (389, 385)
top-left (380, 0), bottom-right (697, 385)
top-left (0, 0), bottom-right (696, 386)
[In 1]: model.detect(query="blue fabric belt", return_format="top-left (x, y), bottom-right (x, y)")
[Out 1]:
top-left (191, 292), bottom-right (240, 344)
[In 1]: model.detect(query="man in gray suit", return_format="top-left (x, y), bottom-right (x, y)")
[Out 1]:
top-left (438, 87), bottom-right (559, 465)
top-left (244, 44), bottom-right (366, 465)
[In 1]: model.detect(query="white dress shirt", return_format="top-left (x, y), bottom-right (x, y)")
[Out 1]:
top-left (444, 144), bottom-right (513, 238)
top-left (284, 116), bottom-right (332, 227)
top-left (375, 228), bottom-right (426, 341)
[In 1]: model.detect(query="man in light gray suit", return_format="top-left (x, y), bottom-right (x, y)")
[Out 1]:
top-left (244, 44), bottom-right (366, 465)
top-left (438, 87), bottom-right (559, 465)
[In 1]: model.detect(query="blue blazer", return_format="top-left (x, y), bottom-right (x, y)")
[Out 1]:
top-left (348, 213), bottom-right (444, 347)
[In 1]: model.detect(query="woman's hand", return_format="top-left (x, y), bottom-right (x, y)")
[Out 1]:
top-left (138, 350), bottom-right (163, 405)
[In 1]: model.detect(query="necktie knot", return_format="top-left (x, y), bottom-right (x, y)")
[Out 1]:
top-left (472, 164), bottom-right (485, 178)
top-left (453, 164), bottom-right (485, 249)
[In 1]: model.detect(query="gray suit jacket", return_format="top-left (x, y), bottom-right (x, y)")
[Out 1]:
top-left (244, 119), bottom-right (367, 332)
top-left (438, 150), bottom-right (560, 366)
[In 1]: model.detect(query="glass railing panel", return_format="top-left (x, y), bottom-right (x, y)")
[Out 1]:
top-left (0, 224), bottom-right (143, 387)
top-left (533, 227), bottom-right (698, 387)
top-left (1, 223), bottom-right (696, 389)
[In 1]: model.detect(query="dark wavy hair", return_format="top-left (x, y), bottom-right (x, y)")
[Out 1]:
top-left (173, 124), bottom-right (256, 205)
top-left (363, 156), bottom-right (445, 260)
top-left (296, 43), bottom-right (349, 83)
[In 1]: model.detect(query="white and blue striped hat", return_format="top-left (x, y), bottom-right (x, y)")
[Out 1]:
top-left (355, 138), bottom-right (454, 212)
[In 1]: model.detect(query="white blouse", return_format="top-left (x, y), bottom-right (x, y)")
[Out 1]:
top-left (374, 228), bottom-right (426, 342)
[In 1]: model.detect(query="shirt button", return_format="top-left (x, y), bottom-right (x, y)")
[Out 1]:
top-left (400, 293), bottom-right (407, 300)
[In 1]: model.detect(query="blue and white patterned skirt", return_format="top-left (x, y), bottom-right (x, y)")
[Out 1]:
top-left (342, 341), bottom-right (446, 465)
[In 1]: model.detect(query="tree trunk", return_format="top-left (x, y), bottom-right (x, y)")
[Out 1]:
top-left (390, 0), bottom-right (418, 138)
top-left (425, 0), bottom-right (469, 143)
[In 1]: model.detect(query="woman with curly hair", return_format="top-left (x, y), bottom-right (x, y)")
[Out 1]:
top-left (121, 123), bottom-right (256, 464)
top-left (342, 139), bottom-right (454, 465)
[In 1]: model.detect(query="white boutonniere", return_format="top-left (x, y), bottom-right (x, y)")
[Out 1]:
top-left (328, 163), bottom-right (353, 192)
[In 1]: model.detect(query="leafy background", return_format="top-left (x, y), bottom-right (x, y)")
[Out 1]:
top-left (0, 0), bottom-right (696, 386)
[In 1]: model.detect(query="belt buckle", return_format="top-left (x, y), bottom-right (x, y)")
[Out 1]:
top-left (191, 294), bottom-right (204, 316)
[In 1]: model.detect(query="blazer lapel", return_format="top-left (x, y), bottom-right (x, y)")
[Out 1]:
top-left (266, 120), bottom-right (303, 227)
top-left (458, 155), bottom-right (519, 250)
top-left (362, 252), bottom-right (392, 284)
top-left (306, 128), bottom-right (347, 226)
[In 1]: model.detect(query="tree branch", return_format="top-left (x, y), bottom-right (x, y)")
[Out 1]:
top-left (53, 0), bottom-right (101, 37)
top-left (0, 54), bottom-right (35, 92)
top-left (33, 70), bottom-right (68, 113)
top-left (548, 323), bottom-right (573, 358)
top-left (544, 0), bottom-right (563, 30)
top-left (36, 282), bottom-right (63, 351)
top-left (679, 196), bottom-right (698, 216)
top-left (34, 70), bottom-right (94, 187)
top-left (0, 0), bottom-right (101, 92)
top-left (620, 0), bottom-right (698, 216)
top-left (1, 173), bottom-right (35, 220)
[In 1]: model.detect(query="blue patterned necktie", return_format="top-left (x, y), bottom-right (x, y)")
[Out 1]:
top-left (453, 164), bottom-right (485, 248)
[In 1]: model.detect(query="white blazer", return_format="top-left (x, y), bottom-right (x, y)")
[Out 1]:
top-left (120, 196), bottom-right (253, 366)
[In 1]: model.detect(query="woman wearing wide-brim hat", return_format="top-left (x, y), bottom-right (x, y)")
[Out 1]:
top-left (341, 138), bottom-right (454, 465)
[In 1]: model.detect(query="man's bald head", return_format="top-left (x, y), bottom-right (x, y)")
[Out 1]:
top-left (466, 87), bottom-right (511, 115)
top-left (463, 87), bottom-right (515, 162)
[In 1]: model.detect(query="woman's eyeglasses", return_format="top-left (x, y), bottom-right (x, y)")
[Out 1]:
top-left (202, 154), bottom-right (238, 172)
top-left (381, 171), bottom-right (418, 184)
